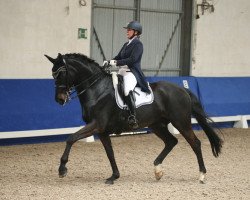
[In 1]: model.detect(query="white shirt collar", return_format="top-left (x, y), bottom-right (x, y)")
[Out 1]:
top-left (127, 36), bottom-right (137, 46)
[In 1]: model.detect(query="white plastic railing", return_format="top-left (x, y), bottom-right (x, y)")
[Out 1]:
top-left (168, 115), bottom-right (250, 134)
top-left (0, 115), bottom-right (249, 142)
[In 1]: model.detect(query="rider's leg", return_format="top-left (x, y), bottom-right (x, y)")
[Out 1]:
top-left (123, 72), bottom-right (138, 129)
top-left (125, 91), bottom-right (138, 129)
top-left (123, 72), bottom-right (137, 96)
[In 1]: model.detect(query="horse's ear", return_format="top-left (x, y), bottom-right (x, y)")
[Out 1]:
top-left (58, 53), bottom-right (63, 60)
top-left (44, 55), bottom-right (56, 64)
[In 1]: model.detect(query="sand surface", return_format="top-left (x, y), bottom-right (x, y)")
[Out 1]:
top-left (0, 128), bottom-right (249, 200)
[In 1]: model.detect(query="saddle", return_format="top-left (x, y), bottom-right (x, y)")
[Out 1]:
top-left (111, 72), bottom-right (154, 109)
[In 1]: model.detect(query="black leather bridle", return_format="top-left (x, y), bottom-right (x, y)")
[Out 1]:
top-left (53, 58), bottom-right (104, 104)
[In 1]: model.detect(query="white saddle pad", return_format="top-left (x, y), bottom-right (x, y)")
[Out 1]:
top-left (111, 72), bottom-right (154, 109)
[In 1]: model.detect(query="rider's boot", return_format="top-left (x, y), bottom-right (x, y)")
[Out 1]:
top-left (125, 91), bottom-right (139, 129)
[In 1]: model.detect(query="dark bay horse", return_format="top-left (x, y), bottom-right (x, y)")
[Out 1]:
top-left (45, 53), bottom-right (223, 184)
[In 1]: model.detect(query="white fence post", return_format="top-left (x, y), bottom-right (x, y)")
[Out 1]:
top-left (234, 115), bottom-right (248, 128)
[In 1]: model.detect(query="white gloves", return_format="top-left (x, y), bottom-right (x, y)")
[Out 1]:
top-left (109, 60), bottom-right (117, 67)
top-left (102, 60), bottom-right (109, 67)
top-left (102, 60), bottom-right (117, 67)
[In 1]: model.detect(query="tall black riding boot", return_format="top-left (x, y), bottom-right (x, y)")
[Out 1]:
top-left (125, 91), bottom-right (139, 129)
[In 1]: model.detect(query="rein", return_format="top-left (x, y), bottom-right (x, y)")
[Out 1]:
top-left (69, 72), bottom-right (103, 100)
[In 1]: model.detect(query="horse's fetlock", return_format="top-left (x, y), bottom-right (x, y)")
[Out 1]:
top-left (113, 172), bottom-right (120, 179)
top-left (154, 160), bottom-right (162, 166)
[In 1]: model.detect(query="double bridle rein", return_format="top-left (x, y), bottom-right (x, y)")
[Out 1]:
top-left (53, 58), bottom-right (104, 104)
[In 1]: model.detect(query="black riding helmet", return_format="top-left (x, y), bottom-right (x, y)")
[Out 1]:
top-left (123, 21), bottom-right (142, 35)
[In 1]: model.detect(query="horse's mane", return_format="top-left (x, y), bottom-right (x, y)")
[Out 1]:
top-left (64, 53), bottom-right (100, 67)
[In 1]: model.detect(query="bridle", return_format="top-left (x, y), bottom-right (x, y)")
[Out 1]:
top-left (53, 58), bottom-right (104, 104)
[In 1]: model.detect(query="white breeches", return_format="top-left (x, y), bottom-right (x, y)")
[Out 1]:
top-left (118, 66), bottom-right (137, 96)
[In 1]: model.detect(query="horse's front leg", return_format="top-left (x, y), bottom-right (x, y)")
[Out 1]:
top-left (98, 134), bottom-right (120, 184)
top-left (59, 120), bottom-right (98, 178)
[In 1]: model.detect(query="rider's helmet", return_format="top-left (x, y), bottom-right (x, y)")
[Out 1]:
top-left (124, 21), bottom-right (142, 35)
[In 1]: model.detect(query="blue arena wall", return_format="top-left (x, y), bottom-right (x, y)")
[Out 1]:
top-left (0, 79), bottom-right (83, 132)
top-left (196, 77), bottom-right (250, 116)
top-left (1, 77), bottom-right (250, 145)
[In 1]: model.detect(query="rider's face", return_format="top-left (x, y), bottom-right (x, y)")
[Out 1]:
top-left (126, 29), bottom-right (135, 39)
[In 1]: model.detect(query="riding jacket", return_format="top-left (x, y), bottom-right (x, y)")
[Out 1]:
top-left (113, 37), bottom-right (151, 94)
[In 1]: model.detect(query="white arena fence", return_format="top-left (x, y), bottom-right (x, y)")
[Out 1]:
top-left (1, 115), bottom-right (249, 143)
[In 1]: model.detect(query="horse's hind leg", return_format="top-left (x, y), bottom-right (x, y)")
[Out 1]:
top-left (173, 121), bottom-right (207, 183)
top-left (149, 123), bottom-right (178, 181)
top-left (184, 129), bottom-right (206, 183)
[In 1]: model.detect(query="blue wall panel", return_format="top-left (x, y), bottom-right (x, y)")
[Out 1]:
top-left (196, 77), bottom-right (250, 116)
top-left (0, 80), bottom-right (83, 132)
top-left (147, 76), bottom-right (200, 98)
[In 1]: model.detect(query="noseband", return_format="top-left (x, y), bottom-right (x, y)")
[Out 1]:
top-left (54, 58), bottom-right (103, 104)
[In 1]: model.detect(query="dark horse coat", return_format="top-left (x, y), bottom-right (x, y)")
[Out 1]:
top-left (45, 53), bottom-right (223, 185)
top-left (113, 37), bottom-right (150, 94)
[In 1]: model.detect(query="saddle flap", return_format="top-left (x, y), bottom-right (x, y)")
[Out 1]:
top-left (111, 72), bottom-right (154, 109)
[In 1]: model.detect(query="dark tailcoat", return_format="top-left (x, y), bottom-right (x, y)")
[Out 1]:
top-left (114, 37), bottom-right (150, 94)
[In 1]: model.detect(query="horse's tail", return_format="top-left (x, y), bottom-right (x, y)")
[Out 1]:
top-left (185, 89), bottom-right (223, 157)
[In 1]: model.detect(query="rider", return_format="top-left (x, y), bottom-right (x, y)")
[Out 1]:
top-left (103, 21), bottom-right (150, 129)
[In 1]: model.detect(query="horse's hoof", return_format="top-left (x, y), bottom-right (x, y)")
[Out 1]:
top-left (59, 172), bottom-right (67, 178)
top-left (154, 164), bottom-right (164, 181)
top-left (155, 171), bottom-right (163, 180)
top-left (59, 167), bottom-right (68, 178)
top-left (199, 172), bottom-right (206, 184)
top-left (105, 174), bottom-right (119, 184)
top-left (105, 179), bottom-right (114, 185)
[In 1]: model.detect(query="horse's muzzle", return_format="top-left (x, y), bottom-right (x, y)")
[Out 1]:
top-left (56, 92), bottom-right (69, 105)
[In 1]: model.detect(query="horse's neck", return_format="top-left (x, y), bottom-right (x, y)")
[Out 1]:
top-left (77, 75), bottom-right (113, 122)
top-left (78, 75), bottom-right (113, 109)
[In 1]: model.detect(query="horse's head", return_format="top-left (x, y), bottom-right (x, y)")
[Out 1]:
top-left (45, 53), bottom-right (73, 105)
top-left (45, 53), bottom-right (103, 105)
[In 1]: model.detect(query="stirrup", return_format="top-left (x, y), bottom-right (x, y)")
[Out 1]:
top-left (128, 115), bottom-right (139, 129)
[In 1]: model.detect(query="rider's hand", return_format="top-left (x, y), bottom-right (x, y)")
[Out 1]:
top-left (102, 60), bottom-right (109, 67)
top-left (109, 60), bottom-right (117, 67)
